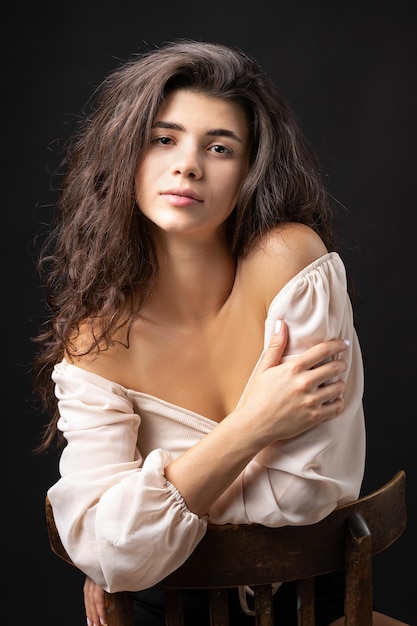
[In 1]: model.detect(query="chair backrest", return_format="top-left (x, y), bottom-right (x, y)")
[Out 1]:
top-left (45, 470), bottom-right (407, 626)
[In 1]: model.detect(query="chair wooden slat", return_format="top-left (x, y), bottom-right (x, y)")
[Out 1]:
top-left (163, 588), bottom-right (184, 626)
top-left (208, 588), bottom-right (230, 626)
top-left (344, 511), bottom-right (373, 626)
top-left (253, 584), bottom-right (274, 626)
top-left (296, 578), bottom-right (315, 626)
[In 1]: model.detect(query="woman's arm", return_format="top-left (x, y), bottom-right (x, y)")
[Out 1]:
top-left (164, 323), bottom-right (348, 516)
top-left (48, 323), bottom-right (347, 593)
top-left (208, 252), bottom-right (365, 527)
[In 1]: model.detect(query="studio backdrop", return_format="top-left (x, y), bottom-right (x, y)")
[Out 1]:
top-left (6, 1), bottom-right (415, 623)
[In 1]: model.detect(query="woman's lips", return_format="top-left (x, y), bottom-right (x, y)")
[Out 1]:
top-left (161, 189), bottom-right (203, 207)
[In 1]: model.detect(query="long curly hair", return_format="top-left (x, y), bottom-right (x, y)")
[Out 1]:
top-left (32, 39), bottom-right (338, 450)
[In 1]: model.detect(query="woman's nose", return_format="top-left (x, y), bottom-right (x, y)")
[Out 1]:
top-left (172, 146), bottom-right (203, 179)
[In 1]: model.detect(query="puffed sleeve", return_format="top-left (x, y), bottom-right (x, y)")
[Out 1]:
top-left (47, 362), bottom-right (207, 592)
top-left (208, 252), bottom-right (366, 526)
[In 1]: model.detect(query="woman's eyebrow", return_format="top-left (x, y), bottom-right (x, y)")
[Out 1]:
top-left (153, 121), bottom-right (183, 131)
top-left (152, 121), bottom-right (242, 143)
top-left (207, 129), bottom-right (242, 143)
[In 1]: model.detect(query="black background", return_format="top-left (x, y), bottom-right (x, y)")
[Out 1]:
top-left (6, 1), bottom-right (416, 623)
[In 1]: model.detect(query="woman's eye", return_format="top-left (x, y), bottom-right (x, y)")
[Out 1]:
top-left (151, 136), bottom-right (172, 145)
top-left (211, 144), bottom-right (232, 155)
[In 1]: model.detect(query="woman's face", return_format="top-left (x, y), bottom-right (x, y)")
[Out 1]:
top-left (135, 89), bottom-right (251, 243)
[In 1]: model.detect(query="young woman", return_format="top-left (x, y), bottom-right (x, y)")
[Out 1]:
top-left (33, 39), bottom-right (407, 626)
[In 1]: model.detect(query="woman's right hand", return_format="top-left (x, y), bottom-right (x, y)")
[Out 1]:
top-left (237, 319), bottom-right (349, 443)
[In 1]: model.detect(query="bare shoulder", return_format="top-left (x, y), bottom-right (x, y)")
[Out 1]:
top-left (255, 222), bottom-right (327, 264)
top-left (64, 318), bottom-right (130, 383)
top-left (239, 223), bottom-right (328, 307)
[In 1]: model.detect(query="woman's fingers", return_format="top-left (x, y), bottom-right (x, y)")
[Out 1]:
top-left (266, 324), bottom-right (350, 392)
top-left (302, 338), bottom-right (350, 373)
top-left (287, 343), bottom-right (349, 415)
top-left (258, 320), bottom-right (288, 369)
top-left (84, 576), bottom-right (108, 626)
top-left (261, 320), bottom-right (350, 377)
top-left (236, 324), bottom-right (351, 443)
top-left (311, 356), bottom-right (348, 389)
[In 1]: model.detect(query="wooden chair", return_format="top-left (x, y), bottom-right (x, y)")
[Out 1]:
top-left (45, 469), bottom-right (407, 626)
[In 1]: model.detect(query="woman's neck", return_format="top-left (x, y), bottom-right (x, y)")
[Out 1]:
top-left (146, 235), bottom-right (237, 325)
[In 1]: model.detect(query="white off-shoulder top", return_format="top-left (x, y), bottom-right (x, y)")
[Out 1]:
top-left (47, 252), bottom-right (366, 593)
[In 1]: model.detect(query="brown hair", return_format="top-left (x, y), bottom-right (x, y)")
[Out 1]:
top-left (33, 39), bottom-right (338, 450)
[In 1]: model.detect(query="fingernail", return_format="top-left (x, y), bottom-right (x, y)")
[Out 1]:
top-left (86, 619), bottom-right (91, 626)
top-left (343, 339), bottom-right (350, 347)
top-left (274, 320), bottom-right (282, 334)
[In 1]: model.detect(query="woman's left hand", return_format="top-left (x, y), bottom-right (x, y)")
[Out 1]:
top-left (84, 576), bottom-right (107, 626)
